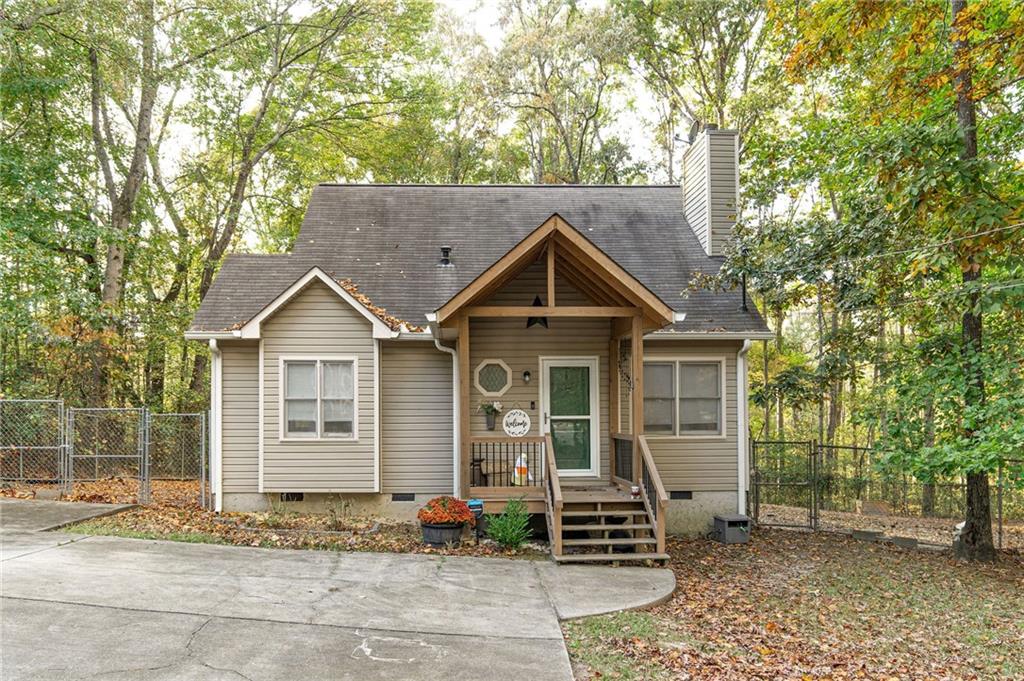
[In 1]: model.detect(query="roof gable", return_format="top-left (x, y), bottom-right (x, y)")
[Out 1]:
top-left (238, 267), bottom-right (396, 339)
top-left (435, 214), bottom-right (675, 327)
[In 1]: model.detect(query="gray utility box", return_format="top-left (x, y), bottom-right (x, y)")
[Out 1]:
top-left (712, 514), bottom-right (751, 544)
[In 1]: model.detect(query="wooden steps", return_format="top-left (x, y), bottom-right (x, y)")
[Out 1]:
top-left (562, 522), bottom-right (652, 531)
top-left (548, 485), bottom-right (667, 565)
top-left (563, 537), bottom-right (657, 547)
top-left (552, 552), bottom-right (671, 564)
top-left (561, 509), bottom-right (644, 517)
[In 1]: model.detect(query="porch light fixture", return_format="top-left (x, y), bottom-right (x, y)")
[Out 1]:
top-left (526, 295), bottom-right (548, 329)
top-left (522, 370), bottom-right (531, 384)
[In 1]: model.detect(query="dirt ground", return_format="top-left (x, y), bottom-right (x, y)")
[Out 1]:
top-left (758, 503), bottom-right (1024, 550)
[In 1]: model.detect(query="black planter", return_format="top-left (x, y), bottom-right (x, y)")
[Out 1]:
top-left (485, 412), bottom-right (497, 430)
top-left (421, 522), bottom-right (464, 547)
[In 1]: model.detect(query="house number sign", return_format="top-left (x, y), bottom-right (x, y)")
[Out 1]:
top-left (502, 409), bottom-right (531, 437)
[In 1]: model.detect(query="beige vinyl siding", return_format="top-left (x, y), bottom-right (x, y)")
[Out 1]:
top-left (381, 342), bottom-right (453, 494)
top-left (261, 281), bottom-right (376, 492)
top-left (707, 132), bottom-right (739, 256)
top-left (643, 340), bottom-right (741, 492)
top-left (221, 341), bottom-right (259, 493)
top-left (469, 262), bottom-right (611, 479)
top-left (681, 133), bottom-right (709, 253)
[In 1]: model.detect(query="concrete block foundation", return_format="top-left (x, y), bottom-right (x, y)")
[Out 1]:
top-left (663, 491), bottom-right (739, 536)
top-left (221, 492), bottom-right (425, 522)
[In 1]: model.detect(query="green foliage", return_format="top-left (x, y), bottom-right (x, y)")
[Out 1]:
top-left (485, 497), bottom-right (532, 550)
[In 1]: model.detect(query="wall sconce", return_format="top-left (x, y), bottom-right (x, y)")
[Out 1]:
top-left (522, 370), bottom-right (532, 384)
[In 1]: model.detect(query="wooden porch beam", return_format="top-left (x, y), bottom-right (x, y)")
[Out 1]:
top-left (609, 337), bottom-right (620, 479)
top-left (546, 242), bottom-right (555, 306)
top-left (552, 260), bottom-right (614, 305)
top-left (631, 315), bottom-right (644, 479)
top-left (554, 252), bottom-right (628, 306)
top-left (464, 306), bottom-right (641, 318)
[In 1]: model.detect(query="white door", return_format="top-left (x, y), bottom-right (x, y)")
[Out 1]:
top-left (540, 357), bottom-right (600, 477)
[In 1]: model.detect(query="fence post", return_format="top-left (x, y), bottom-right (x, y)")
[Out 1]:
top-left (199, 411), bottom-right (206, 509)
top-left (997, 462), bottom-right (1003, 551)
top-left (140, 408), bottom-right (150, 505)
top-left (65, 408), bottom-right (74, 497)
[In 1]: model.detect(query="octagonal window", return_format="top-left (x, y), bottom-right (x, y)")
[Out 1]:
top-left (474, 359), bottom-right (511, 397)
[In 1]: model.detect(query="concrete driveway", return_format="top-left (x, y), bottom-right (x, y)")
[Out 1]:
top-left (1, 501), bottom-right (675, 680)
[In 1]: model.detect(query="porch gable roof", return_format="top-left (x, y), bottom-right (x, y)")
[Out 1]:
top-left (434, 214), bottom-right (676, 327)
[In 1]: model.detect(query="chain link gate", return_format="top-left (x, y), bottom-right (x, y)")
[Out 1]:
top-left (0, 399), bottom-right (66, 484)
top-left (65, 408), bottom-right (150, 504)
top-left (750, 440), bottom-right (819, 530)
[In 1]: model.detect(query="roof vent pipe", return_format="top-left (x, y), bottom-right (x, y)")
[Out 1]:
top-left (439, 246), bottom-right (453, 268)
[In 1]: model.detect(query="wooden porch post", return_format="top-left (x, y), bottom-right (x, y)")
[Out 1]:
top-left (631, 315), bottom-right (644, 480)
top-left (608, 336), bottom-right (619, 481)
top-left (458, 315), bottom-right (471, 498)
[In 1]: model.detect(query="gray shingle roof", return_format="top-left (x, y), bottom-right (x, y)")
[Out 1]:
top-left (189, 184), bottom-right (769, 335)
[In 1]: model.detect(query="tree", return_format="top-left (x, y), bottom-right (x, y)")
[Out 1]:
top-left (763, 0), bottom-right (1024, 561)
top-left (617, 0), bottom-right (785, 179)
top-left (487, 0), bottom-right (640, 184)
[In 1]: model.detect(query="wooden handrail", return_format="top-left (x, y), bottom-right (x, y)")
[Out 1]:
top-left (545, 434), bottom-right (563, 509)
top-left (611, 432), bottom-right (635, 441)
top-left (469, 435), bottom-right (545, 443)
top-left (637, 434), bottom-right (668, 555)
top-left (544, 433), bottom-right (563, 557)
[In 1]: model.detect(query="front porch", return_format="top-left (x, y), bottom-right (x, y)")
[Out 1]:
top-left (435, 215), bottom-right (672, 563)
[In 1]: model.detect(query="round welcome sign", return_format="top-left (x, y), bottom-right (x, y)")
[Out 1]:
top-left (502, 409), bottom-right (531, 437)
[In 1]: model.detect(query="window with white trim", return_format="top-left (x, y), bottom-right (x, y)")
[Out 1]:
top-left (643, 360), bottom-right (722, 436)
top-left (283, 359), bottom-right (356, 438)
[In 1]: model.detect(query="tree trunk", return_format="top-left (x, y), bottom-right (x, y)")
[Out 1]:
top-left (952, 0), bottom-right (995, 562)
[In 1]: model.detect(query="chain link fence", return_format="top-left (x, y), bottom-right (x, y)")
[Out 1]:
top-left (750, 440), bottom-right (1024, 549)
top-left (0, 399), bottom-right (208, 507)
top-left (0, 399), bottom-right (65, 483)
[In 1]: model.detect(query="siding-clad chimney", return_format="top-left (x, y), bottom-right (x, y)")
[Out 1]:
top-left (681, 127), bottom-right (739, 257)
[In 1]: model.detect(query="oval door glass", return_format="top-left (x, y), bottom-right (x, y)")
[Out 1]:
top-left (548, 365), bottom-right (592, 471)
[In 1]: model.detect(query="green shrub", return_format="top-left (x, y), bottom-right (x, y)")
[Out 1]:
top-left (485, 496), bottom-right (532, 549)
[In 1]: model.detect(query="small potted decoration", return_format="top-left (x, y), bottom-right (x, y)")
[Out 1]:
top-left (478, 401), bottom-right (503, 430)
top-left (418, 495), bottom-right (475, 546)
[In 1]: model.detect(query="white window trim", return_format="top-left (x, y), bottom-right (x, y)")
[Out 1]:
top-left (278, 354), bottom-right (359, 442)
top-left (473, 358), bottom-right (512, 398)
top-left (642, 356), bottom-right (727, 440)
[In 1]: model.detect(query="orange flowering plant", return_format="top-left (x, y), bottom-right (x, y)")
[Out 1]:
top-left (417, 496), bottom-right (475, 527)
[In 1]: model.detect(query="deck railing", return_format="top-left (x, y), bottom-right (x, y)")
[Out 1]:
top-left (612, 433), bottom-right (634, 483)
top-left (544, 433), bottom-right (563, 557)
top-left (469, 436), bottom-right (546, 488)
top-left (637, 435), bottom-right (668, 554)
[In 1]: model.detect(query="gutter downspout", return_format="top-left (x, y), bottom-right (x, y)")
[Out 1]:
top-left (209, 339), bottom-right (223, 513)
top-left (737, 340), bottom-right (752, 514)
top-left (427, 318), bottom-right (460, 497)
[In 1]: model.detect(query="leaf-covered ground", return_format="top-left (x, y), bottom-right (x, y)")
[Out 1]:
top-left (759, 503), bottom-right (1024, 550)
top-left (52, 479), bottom-right (548, 559)
top-left (565, 530), bottom-right (1024, 680)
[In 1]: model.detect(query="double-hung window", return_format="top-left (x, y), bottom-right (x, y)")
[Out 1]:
top-left (282, 357), bottom-right (356, 439)
top-left (642, 359), bottom-right (723, 436)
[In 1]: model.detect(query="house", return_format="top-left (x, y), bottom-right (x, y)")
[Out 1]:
top-left (186, 128), bottom-right (771, 562)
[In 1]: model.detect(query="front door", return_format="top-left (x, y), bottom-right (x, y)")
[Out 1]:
top-left (540, 357), bottom-right (599, 477)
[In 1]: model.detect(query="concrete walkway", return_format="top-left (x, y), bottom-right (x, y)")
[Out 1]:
top-left (0, 498), bottom-right (134, 532)
top-left (0, 505), bottom-right (675, 680)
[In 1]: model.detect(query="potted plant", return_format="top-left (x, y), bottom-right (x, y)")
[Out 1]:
top-left (478, 401), bottom-right (502, 430)
top-left (417, 495), bottom-right (475, 546)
